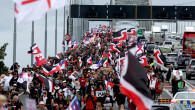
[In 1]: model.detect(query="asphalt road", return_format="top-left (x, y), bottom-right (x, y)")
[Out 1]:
top-left (182, 71), bottom-right (195, 88)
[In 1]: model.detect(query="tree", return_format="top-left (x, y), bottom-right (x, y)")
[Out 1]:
top-left (0, 43), bottom-right (9, 74)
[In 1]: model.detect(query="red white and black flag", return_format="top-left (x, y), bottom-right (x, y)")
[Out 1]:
top-left (127, 28), bottom-right (136, 35)
top-left (87, 57), bottom-right (92, 65)
top-left (35, 53), bottom-right (47, 66)
top-left (28, 43), bottom-right (41, 54)
top-left (103, 58), bottom-right (108, 67)
top-left (154, 49), bottom-right (166, 64)
top-left (113, 29), bottom-right (127, 41)
top-left (120, 50), bottom-right (153, 110)
top-left (43, 64), bottom-right (61, 75)
top-left (36, 74), bottom-right (54, 93)
top-left (139, 55), bottom-right (148, 66)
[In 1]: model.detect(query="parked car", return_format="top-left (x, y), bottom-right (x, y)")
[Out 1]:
top-left (163, 41), bottom-right (174, 50)
top-left (158, 42), bottom-right (163, 48)
top-left (174, 55), bottom-right (192, 69)
top-left (147, 44), bottom-right (156, 54)
top-left (165, 53), bottom-right (178, 66)
top-left (175, 49), bottom-right (182, 55)
top-left (172, 91), bottom-right (195, 110)
top-left (161, 48), bottom-right (172, 56)
top-left (186, 59), bottom-right (195, 79)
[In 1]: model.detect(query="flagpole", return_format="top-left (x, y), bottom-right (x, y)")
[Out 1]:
top-left (55, 9), bottom-right (58, 55)
top-left (31, 21), bottom-right (34, 66)
top-left (44, 13), bottom-right (47, 59)
top-left (13, 3), bottom-right (17, 65)
top-left (63, 6), bottom-right (66, 54)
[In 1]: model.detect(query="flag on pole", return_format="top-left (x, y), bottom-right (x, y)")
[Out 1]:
top-left (116, 41), bottom-right (123, 47)
top-left (127, 28), bottom-right (136, 35)
top-left (105, 80), bottom-right (114, 91)
top-left (13, 0), bottom-right (69, 22)
top-left (68, 97), bottom-right (81, 110)
top-left (35, 53), bottom-right (47, 66)
top-left (154, 49), bottom-right (166, 64)
top-left (36, 74), bottom-right (54, 92)
top-left (139, 55), bottom-right (148, 66)
top-left (136, 42), bottom-right (144, 55)
top-left (108, 52), bottom-right (112, 62)
top-left (120, 50), bottom-right (153, 110)
top-left (59, 59), bottom-right (67, 69)
top-left (42, 64), bottom-right (61, 75)
top-left (103, 59), bottom-right (108, 67)
top-left (113, 29), bottom-right (127, 41)
top-left (14, 0), bottom-right (50, 22)
top-left (87, 57), bottom-right (92, 65)
top-left (28, 43), bottom-right (41, 54)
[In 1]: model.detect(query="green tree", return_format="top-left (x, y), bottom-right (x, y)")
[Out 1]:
top-left (0, 43), bottom-right (8, 74)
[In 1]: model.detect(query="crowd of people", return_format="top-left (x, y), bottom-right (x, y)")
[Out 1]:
top-left (0, 26), bottom-right (185, 110)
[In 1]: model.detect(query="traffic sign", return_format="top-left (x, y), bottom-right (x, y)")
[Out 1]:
top-left (64, 34), bottom-right (71, 41)
top-left (137, 30), bottom-right (143, 36)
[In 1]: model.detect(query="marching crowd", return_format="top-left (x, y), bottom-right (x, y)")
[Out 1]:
top-left (0, 26), bottom-right (185, 110)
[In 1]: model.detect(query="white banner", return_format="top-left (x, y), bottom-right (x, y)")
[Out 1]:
top-left (96, 91), bottom-right (106, 97)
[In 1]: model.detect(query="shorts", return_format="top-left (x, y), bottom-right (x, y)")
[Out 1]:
top-left (117, 94), bottom-right (126, 105)
top-left (96, 97), bottom-right (104, 103)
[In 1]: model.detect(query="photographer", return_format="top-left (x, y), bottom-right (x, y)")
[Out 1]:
top-left (81, 91), bottom-right (97, 110)
top-left (10, 62), bottom-right (20, 71)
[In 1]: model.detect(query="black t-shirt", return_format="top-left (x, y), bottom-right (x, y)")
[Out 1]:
top-left (113, 79), bottom-right (120, 93)
top-left (95, 80), bottom-right (103, 88)
top-left (15, 101), bottom-right (23, 109)
top-left (55, 98), bottom-right (67, 107)
top-left (103, 95), bottom-right (113, 107)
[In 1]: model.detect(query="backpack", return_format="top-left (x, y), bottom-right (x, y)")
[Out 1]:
top-left (178, 80), bottom-right (185, 89)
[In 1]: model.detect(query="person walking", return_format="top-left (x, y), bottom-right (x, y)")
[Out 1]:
top-left (166, 65), bottom-right (173, 83)
top-left (149, 75), bottom-right (157, 100)
top-left (155, 78), bottom-right (163, 101)
top-left (172, 76), bottom-right (179, 97)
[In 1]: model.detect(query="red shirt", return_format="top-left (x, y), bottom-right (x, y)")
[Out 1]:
top-left (82, 96), bottom-right (97, 109)
top-left (155, 81), bottom-right (163, 93)
top-left (79, 78), bottom-right (86, 88)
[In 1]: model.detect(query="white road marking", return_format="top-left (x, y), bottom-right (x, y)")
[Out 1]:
top-left (163, 89), bottom-right (173, 99)
top-left (18, 92), bottom-right (24, 96)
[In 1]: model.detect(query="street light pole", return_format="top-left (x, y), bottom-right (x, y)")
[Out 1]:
top-left (31, 21), bottom-right (34, 66)
top-left (13, 3), bottom-right (17, 65)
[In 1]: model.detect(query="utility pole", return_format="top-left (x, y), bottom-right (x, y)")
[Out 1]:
top-left (55, 10), bottom-right (58, 55)
top-left (13, 4), bottom-right (17, 65)
top-left (45, 13), bottom-right (47, 59)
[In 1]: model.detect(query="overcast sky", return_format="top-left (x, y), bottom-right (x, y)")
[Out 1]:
top-left (1, 0), bottom-right (195, 71)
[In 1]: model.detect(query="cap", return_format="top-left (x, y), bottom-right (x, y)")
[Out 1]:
top-left (13, 84), bottom-right (17, 86)
top-left (58, 93), bottom-right (63, 96)
top-left (39, 101), bottom-right (44, 105)
top-left (63, 80), bottom-right (66, 83)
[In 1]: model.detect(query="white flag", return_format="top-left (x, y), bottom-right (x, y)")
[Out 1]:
top-left (13, 0), bottom-right (69, 22)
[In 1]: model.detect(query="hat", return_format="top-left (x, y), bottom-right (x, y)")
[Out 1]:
top-left (58, 93), bottom-right (63, 96)
top-left (63, 80), bottom-right (66, 83)
top-left (39, 101), bottom-right (44, 105)
top-left (13, 84), bottom-right (17, 86)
